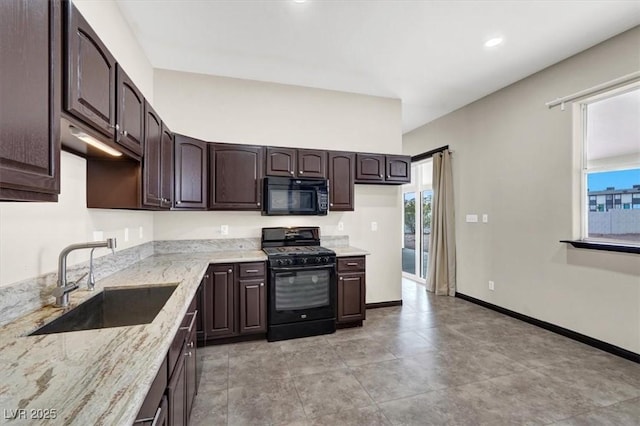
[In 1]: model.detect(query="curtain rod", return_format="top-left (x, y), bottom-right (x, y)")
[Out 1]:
top-left (411, 145), bottom-right (449, 162)
top-left (545, 71), bottom-right (640, 109)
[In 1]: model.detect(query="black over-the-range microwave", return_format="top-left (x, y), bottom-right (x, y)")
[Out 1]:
top-left (262, 177), bottom-right (329, 216)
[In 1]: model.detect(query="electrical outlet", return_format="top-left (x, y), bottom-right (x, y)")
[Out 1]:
top-left (124, 228), bottom-right (129, 242)
top-left (371, 222), bottom-right (378, 231)
top-left (338, 222), bottom-right (344, 231)
top-left (221, 225), bottom-right (229, 235)
top-left (482, 214), bottom-right (489, 223)
top-left (489, 281), bottom-right (495, 291)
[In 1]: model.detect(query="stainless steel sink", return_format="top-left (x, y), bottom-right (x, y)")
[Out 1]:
top-left (30, 284), bottom-right (178, 335)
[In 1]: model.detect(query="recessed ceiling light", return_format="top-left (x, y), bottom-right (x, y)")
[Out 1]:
top-left (484, 37), bottom-right (504, 48)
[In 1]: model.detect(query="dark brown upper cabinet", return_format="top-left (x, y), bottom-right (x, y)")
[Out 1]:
top-left (0, 0), bottom-right (61, 202)
top-left (328, 151), bottom-right (355, 211)
top-left (160, 123), bottom-right (174, 209)
top-left (356, 153), bottom-right (411, 184)
top-left (297, 149), bottom-right (327, 178)
top-left (174, 134), bottom-right (207, 210)
top-left (64, 1), bottom-right (115, 139)
top-left (209, 143), bottom-right (264, 210)
top-left (142, 102), bottom-right (162, 208)
top-left (266, 147), bottom-right (327, 179)
top-left (265, 147), bottom-right (296, 177)
top-left (355, 153), bottom-right (385, 182)
top-left (385, 155), bottom-right (411, 183)
top-left (115, 65), bottom-right (144, 156)
top-left (64, 2), bottom-right (145, 159)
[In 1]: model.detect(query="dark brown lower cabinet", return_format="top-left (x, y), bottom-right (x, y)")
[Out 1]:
top-left (201, 262), bottom-right (267, 341)
top-left (167, 351), bottom-right (186, 426)
top-left (337, 257), bottom-right (366, 324)
top-left (239, 279), bottom-right (266, 334)
top-left (136, 290), bottom-right (198, 426)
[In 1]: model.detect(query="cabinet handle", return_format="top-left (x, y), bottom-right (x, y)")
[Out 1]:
top-left (134, 405), bottom-right (162, 425)
top-left (185, 351), bottom-right (193, 357)
top-left (330, 203), bottom-right (334, 207)
top-left (339, 277), bottom-right (343, 280)
top-left (260, 282), bottom-right (264, 287)
top-left (299, 171), bottom-right (303, 174)
top-left (347, 262), bottom-right (359, 266)
top-left (290, 170), bottom-right (294, 175)
top-left (176, 201), bottom-right (181, 205)
top-left (257, 202), bottom-right (261, 206)
top-left (108, 124), bottom-right (120, 131)
top-left (187, 341), bottom-right (194, 348)
top-left (122, 130), bottom-right (128, 137)
top-left (179, 310), bottom-right (198, 332)
top-left (379, 173), bottom-right (383, 178)
top-left (228, 268), bottom-right (232, 273)
top-left (245, 269), bottom-right (259, 273)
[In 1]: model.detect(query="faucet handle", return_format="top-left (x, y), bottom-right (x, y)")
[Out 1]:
top-left (73, 271), bottom-right (89, 285)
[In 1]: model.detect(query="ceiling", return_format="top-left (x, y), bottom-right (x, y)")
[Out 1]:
top-left (115, 0), bottom-right (640, 133)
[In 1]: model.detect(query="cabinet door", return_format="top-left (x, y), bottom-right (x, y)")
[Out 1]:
top-left (266, 147), bottom-right (296, 177)
top-left (185, 326), bottom-right (197, 422)
top-left (355, 153), bottom-right (385, 182)
top-left (167, 352), bottom-right (186, 426)
top-left (337, 272), bottom-right (366, 323)
top-left (64, 1), bottom-right (116, 138)
top-left (209, 143), bottom-right (264, 210)
top-left (196, 283), bottom-right (205, 342)
top-left (115, 65), bottom-right (143, 156)
top-left (239, 278), bottom-right (266, 334)
top-left (142, 102), bottom-right (161, 208)
top-left (0, 0), bottom-right (61, 201)
top-left (204, 264), bottom-right (236, 338)
top-left (385, 155), bottom-right (411, 183)
top-left (328, 151), bottom-right (354, 211)
top-left (174, 134), bottom-right (207, 209)
top-left (297, 149), bottom-right (327, 178)
top-left (160, 124), bottom-right (174, 209)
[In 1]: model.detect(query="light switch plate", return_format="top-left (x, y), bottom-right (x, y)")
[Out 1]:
top-left (338, 222), bottom-right (344, 231)
top-left (482, 214), bottom-right (489, 223)
top-left (221, 225), bottom-right (229, 235)
top-left (371, 222), bottom-right (378, 231)
top-left (466, 214), bottom-right (478, 223)
top-left (124, 228), bottom-right (129, 242)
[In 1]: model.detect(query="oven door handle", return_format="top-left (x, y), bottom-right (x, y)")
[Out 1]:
top-left (271, 264), bottom-right (335, 272)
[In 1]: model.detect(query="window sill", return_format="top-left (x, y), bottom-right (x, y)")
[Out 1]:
top-left (560, 240), bottom-right (640, 254)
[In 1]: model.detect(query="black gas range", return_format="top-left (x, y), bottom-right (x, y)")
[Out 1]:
top-left (262, 227), bottom-right (337, 341)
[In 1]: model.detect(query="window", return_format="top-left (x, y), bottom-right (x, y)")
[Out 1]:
top-left (580, 85), bottom-right (640, 245)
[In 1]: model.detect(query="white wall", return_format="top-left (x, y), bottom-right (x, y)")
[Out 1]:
top-left (154, 70), bottom-right (403, 303)
top-left (0, 0), bottom-right (155, 287)
top-left (403, 27), bottom-right (640, 353)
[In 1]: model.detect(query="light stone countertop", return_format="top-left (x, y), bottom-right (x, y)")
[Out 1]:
top-left (331, 246), bottom-right (370, 257)
top-left (0, 247), bottom-right (364, 424)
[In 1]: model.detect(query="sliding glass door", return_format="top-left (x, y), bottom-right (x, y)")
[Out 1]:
top-left (402, 160), bottom-right (433, 282)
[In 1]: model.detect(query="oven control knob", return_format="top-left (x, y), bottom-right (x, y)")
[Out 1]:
top-left (301, 258), bottom-right (307, 264)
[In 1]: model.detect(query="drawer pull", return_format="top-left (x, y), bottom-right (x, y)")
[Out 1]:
top-left (228, 268), bottom-right (232, 273)
top-left (245, 269), bottom-right (260, 273)
top-left (346, 262), bottom-right (359, 266)
top-left (185, 351), bottom-right (193, 357)
top-left (187, 341), bottom-right (194, 348)
top-left (134, 406), bottom-right (161, 424)
top-left (339, 277), bottom-right (343, 280)
top-left (260, 282), bottom-right (264, 287)
top-left (179, 310), bottom-right (198, 332)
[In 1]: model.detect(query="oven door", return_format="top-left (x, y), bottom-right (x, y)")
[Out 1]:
top-left (268, 264), bottom-right (336, 325)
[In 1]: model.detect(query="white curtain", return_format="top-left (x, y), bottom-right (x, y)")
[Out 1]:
top-left (427, 149), bottom-right (456, 296)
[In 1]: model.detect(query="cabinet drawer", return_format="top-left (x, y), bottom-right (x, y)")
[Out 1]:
top-left (168, 307), bottom-right (197, 378)
top-left (238, 262), bottom-right (266, 279)
top-left (135, 357), bottom-right (168, 423)
top-left (337, 257), bottom-right (365, 272)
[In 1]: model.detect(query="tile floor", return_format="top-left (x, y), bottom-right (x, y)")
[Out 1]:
top-left (190, 279), bottom-right (640, 425)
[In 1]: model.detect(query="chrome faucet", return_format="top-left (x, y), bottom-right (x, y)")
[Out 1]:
top-left (53, 238), bottom-right (117, 307)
